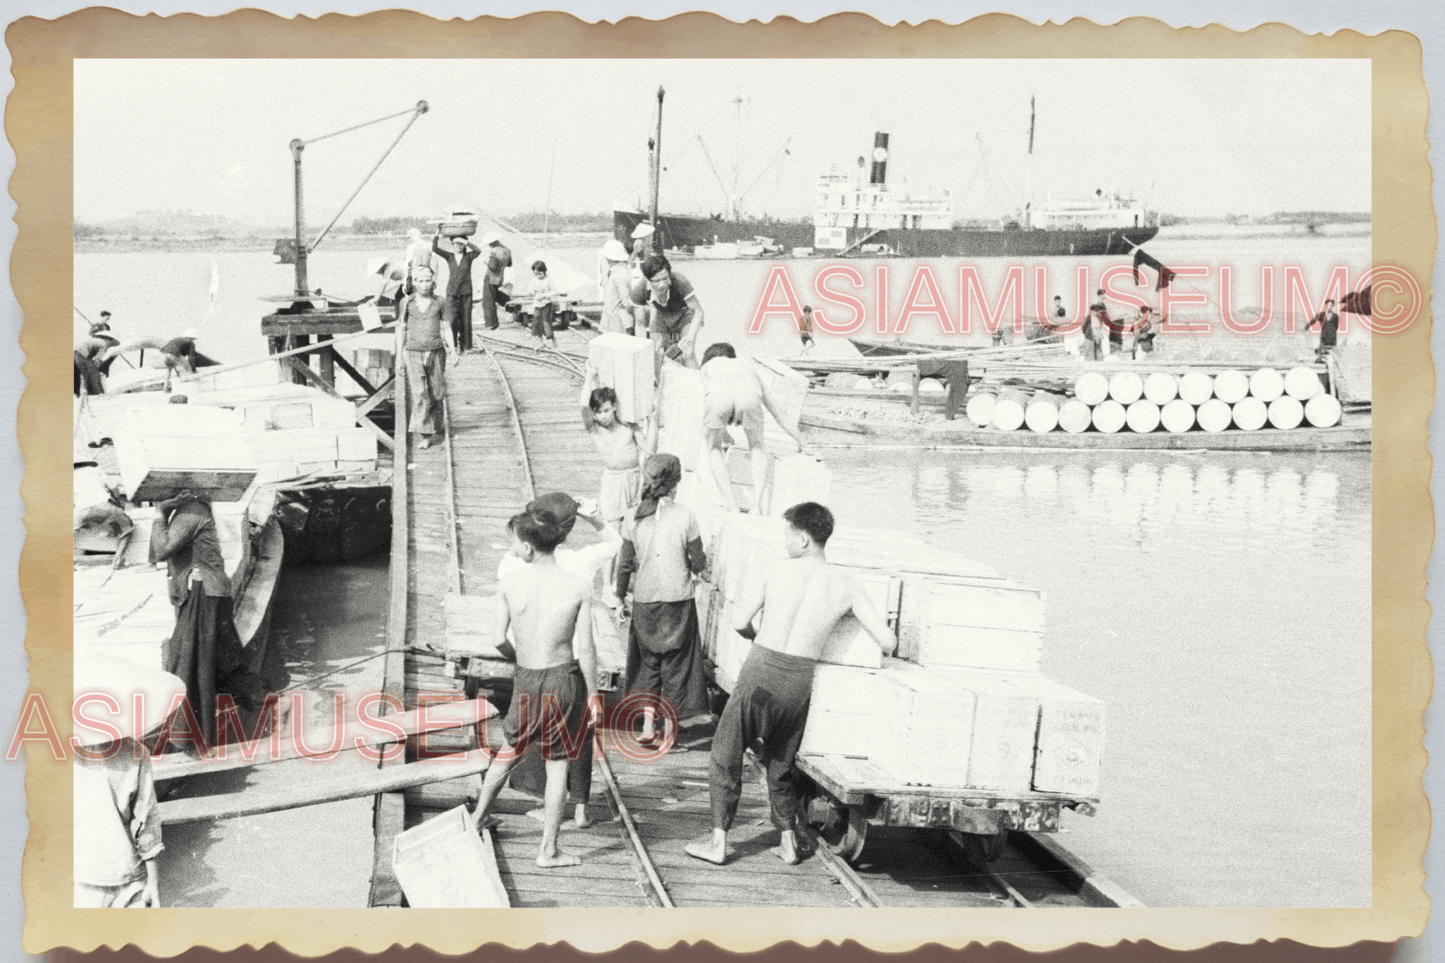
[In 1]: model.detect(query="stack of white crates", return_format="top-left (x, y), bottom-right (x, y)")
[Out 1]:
top-left (648, 349), bottom-right (1107, 800)
top-left (188, 384), bottom-right (377, 484)
top-left (700, 513), bottom-right (1106, 799)
top-left (696, 514), bottom-right (890, 692)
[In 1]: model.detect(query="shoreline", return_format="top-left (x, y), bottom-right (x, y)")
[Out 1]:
top-left (73, 230), bottom-right (614, 255)
top-left (72, 225), bottom-right (1369, 256)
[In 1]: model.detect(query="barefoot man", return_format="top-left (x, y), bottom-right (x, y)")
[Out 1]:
top-left (699, 342), bottom-right (806, 515)
top-left (497, 493), bottom-right (622, 832)
top-left (468, 508), bottom-right (599, 868)
top-left (685, 502), bottom-right (896, 867)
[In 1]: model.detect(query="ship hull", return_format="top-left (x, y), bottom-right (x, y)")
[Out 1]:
top-left (614, 210), bottom-right (1159, 258)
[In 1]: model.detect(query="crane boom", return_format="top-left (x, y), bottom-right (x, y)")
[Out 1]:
top-left (696, 134), bottom-right (732, 208)
top-left (739, 133), bottom-right (793, 206)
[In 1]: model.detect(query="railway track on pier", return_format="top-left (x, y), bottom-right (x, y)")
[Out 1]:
top-left (372, 322), bottom-right (1139, 909)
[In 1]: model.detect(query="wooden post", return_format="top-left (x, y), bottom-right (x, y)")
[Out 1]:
top-left (317, 334), bottom-right (335, 388)
top-left (943, 359), bottom-right (969, 421)
top-left (288, 334), bottom-right (311, 386)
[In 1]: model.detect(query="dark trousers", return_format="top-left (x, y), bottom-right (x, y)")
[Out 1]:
top-left (498, 662), bottom-right (594, 804)
top-left (481, 283), bottom-right (504, 330)
top-left (531, 303), bottom-right (556, 343)
top-left (449, 288), bottom-right (474, 351)
top-left (709, 646), bottom-right (816, 832)
top-left (162, 587), bottom-right (258, 749)
top-left (74, 353), bottom-right (104, 396)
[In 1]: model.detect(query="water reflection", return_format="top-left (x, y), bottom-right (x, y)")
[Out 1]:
top-left (902, 455), bottom-right (1358, 555)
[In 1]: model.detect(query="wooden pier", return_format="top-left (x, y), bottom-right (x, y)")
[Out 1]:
top-left (368, 323), bottom-right (1139, 909)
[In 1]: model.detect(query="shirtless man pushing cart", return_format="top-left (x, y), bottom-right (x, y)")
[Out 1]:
top-left (685, 502), bottom-right (896, 867)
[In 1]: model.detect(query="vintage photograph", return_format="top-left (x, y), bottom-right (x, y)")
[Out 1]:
top-left (69, 56), bottom-right (1374, 913)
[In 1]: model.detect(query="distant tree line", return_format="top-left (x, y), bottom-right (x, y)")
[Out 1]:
top-left (350, 212), bottom-right (613, 235)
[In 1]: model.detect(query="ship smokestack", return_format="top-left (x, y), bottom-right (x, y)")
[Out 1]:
top-left (869, 132), bottom-right (889, 187)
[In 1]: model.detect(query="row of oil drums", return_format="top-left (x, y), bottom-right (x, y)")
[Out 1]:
top-left (967, 366), bottom-right (1343, 434)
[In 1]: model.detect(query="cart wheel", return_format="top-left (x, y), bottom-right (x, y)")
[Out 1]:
top-left (959, 829), bottom-right (1007, 865)
top-left (816, 803), bottom-right (868, 864)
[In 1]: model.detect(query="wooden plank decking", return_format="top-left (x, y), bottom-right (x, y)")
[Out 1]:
top-left (370, 324), bottom-right (1121, 909)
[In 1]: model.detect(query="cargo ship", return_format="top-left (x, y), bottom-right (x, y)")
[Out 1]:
top-left (616, 122), bottom-right (1159, 258)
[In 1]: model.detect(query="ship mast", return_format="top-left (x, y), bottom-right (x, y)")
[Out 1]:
top-left (649, 86), bottom-right (664, 232)
top-left (730, 85), bottom-right (744, 220)
top-left (1024, 95), bottom-right (1035, 229)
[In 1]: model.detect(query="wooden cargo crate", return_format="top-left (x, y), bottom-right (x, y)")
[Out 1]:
top-left (925, 667), bottom-right (1041, 793)
top-left (588, 332), bottom-right (655, 425)
top-left (691, 445), bottom-right (774, 514)
top-left (870, 668), bottom-right (976, 788)
top-left (276, 428), bottom-right (341, 464)
top-left (1016, 674), bottom-right (1106, 797)
top-left (709, 598), bottom-right (755, 693)
top-left (750, 357), bottom-right (807, 435)
top-left (818, 569), bottom-right (894, 668)
top-left (337, 427), bottom-right (379, 461)
top-left (766, 454), bottom-right (831, 518)
top-left (712, 514), bottom-right (787, 602)
top-left (900, 576), bottom-right (1045, 673)
top-left (114, 406), bottom-right (258, 503)
top-left (656, 362), bottom-right (707, 470)
top-left (798, 665), bottom-right (879, 757)
top-left (827, 526), bottom-right (1000, 582)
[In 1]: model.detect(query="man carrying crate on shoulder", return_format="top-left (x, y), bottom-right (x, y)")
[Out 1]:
top-left (685, 502), bottom-right (896, 867)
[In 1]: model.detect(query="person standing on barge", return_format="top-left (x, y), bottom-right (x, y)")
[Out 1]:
top-left (616, 453), bottom-right (710, 748)
top-left (399, 267), bottom-right (456, 449)
top-left (468, 508), bottom-right (599, 868)
top-left (1133, 305), bottom-right (1158, 357)
top-left (1305, 298), bottom-right (1341, 362)
top-left (686, 502), bottom-right (896, 867)
top-left (150, 488), bottom-right (264, 751)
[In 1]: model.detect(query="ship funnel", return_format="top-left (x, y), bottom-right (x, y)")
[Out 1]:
top-left (869, 132), bottom-right (889, 187)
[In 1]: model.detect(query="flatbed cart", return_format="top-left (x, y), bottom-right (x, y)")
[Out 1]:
top-left (795, 751), bottom-right (1098, 865)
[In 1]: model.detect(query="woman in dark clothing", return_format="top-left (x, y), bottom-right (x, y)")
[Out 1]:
top-left (616, 453), bottom-right (710, 747)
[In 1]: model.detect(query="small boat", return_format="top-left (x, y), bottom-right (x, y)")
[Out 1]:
top-left (77, 353), bottom-right (393, 564)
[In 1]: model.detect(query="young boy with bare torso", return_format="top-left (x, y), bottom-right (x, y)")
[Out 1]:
top-left (685, 502), bottom-right (896, 867)
top-left (468, 509), bottom-right (599, 868)
top-left (581, 362), bottom-right (654, 526)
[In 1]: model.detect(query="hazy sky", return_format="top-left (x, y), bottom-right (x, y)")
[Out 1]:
top-left (74, 58), bottom-right (1370, 226)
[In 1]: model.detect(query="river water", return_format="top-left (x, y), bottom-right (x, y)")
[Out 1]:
top-left (76, 230), bottom-right (1371, 907)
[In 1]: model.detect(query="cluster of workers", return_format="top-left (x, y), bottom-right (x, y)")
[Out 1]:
top-left (73, 312), bottom-right (209, 397)
top-left (470, 486), bottom-right (895, 871)
top-left (393, 222), bottom-right (870, 870)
